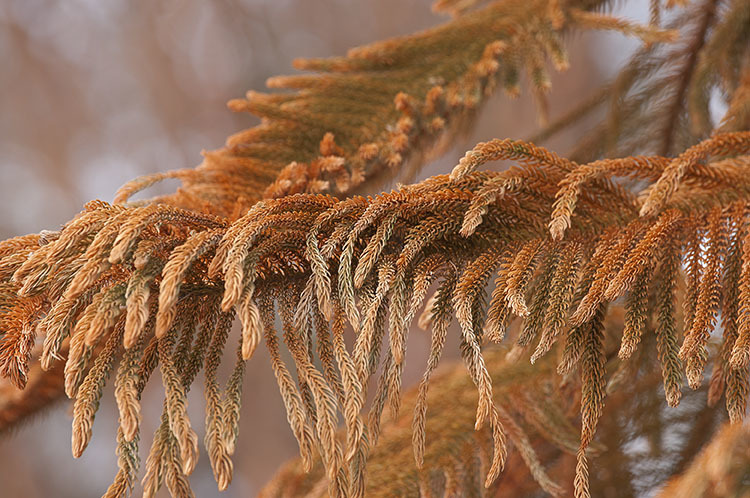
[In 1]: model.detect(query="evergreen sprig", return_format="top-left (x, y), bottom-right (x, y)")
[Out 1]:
top-left (0, 0), bottom-right (748, 496)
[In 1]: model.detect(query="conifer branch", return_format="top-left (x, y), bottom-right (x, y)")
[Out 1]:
top-left (0, 0), bottom-right (748, 496)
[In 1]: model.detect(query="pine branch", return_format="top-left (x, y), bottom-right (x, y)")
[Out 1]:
top-left (4, 130), bottom-right (750, 496)
top-left (112, 0), bottom-right (674, 218)
top-left (0, 0), bottom-right (746, 497)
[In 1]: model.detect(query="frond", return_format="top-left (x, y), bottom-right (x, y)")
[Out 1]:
top-left (0, 0), bottom-right (747, 496)
top-left (112, 0), bottom-right (674, 218)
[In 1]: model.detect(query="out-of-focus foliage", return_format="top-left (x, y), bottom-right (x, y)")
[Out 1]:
top-left (658, 421), bottom-right (750, 498)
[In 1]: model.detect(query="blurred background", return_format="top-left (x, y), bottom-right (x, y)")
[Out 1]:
top-left (0, 0), bottom-right (646, 495)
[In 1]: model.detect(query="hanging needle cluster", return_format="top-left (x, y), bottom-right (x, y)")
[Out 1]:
top-left (263, 307), bottom-right (729, 497)
top-left (260, 348), bottom-right (585, 497)
top-left (0, 0), bottom-right (749, 496)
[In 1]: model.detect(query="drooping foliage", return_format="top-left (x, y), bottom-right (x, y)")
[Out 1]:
top-left (260, 314), bottom-right (730, 497)
top-left (0, 0), bottom-right (749, 497)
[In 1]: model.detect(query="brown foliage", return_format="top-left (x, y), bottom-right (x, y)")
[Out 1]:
top-left (1, 0), bottom-right (749, 496)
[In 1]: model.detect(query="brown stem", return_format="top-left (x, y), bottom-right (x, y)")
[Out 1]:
top-left (659, 0), bottom-right (719, 156)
